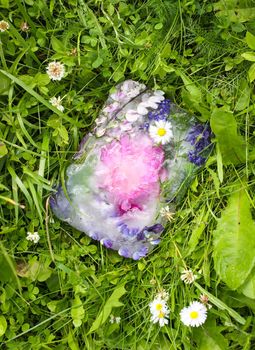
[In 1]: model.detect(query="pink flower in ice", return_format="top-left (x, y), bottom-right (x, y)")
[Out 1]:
top-left (96, 133), bottom-right (165, 215)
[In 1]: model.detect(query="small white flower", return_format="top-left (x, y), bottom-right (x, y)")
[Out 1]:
top-left (149, 295), bottom-right (170, 327)
top-left (154, 90), bottom-right (165, 98)
top-left (96, 126), bottom-right (106, 137)
top-left (149, 120), bottom-right (173, 145)
top-left (46, 61), bottom-right (65, 81)
top-left (180, 269), bottom-right (197, 284)
top-left (149, 298), bottom-right (168, 315)
top-left (156, 289), bottom-right (169, 302)
top-left (0, 20), bottom-right (9, 32)
top-left (95, 116), bottom-right (107, 126)
top-left (111, 90), bottom-right (125, 102)
top-left (137, 102), bottom-right (149, 115)
top-left (115, 316), bottom-right (121, 324)
top-left (180, 301), bottom-right (207, 327)
top-left (125, 109), bottom-right (141, 122)
top-left (160, 205), bottom-right (175, 221)
top-left (151, 309), bottom-right (169, 327)
top-left (109, 315), bottom-right (121, 324)
top-left (104, 102), bottom-right (119, 114)
top-left (26, 231), bottom-right (40, 243)
top-left (121, 80), bottom-right (145, 99)
top-left (199, 294), bottom-right (212, 309)
top-left (49, 96), bottom-right (64, 112)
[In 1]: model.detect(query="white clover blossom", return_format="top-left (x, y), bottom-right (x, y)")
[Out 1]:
top-left (0, 20), bottom-right (9, 32)
top-left (156, 289), bottom-right (169, 302)
top-left (26, 231), bottom-right (40, 243)
top-left (180, 269), bottom-right (197, 284)
top-left (180, 301), bottom-right (207, 327)
top-left (20, 22), bottom-right (29, 32)
top-left (49, 96), bottom-right (64, 112)
top-left (46, 61), bottom-right (65, 81)
top-left (160, 205), bottom-right (175, 221)
top-left (149, 120), bottom-right (173, 145)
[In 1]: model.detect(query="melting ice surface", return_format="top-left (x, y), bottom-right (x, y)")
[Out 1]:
top-left (50, 80), bottom-right (212, 260)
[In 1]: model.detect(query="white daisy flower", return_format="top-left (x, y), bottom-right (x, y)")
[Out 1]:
top-left (49, 96), bottom-right (64, 112)
top-left (46, 61), bottom-right (65, 81)
top-left (149, 120), bottom-right (173, 145)
top-left (149, 298), bottom-right (168, 315)
top-left (180, 301), bottom-right (207, 327)
top-left (0, 20), bottom-right (9, 32)
top-left (149, 295), bottom-right (170, 327)
top-left (151, 309), bottom-right (169, 327)
top-left (26, 231), bottom-right (40, 243)
top-left (180, 269), bottom-right (197, 284)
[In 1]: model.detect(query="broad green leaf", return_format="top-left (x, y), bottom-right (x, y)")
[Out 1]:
top-left (238, 269), bottom-right (255, 299)
top-left (235, 79), bottom-right (250, 111)
top-left (177, 71), bottom-right (202, 102)
top-left (0, 316), bottom-right (7, 337)
top-left (241, 52), bottom-right (255, 62)
top-left (210, 109), bottom-right (246, 164)
top-left (246, 31), bottom-right (255, 50)
top-left (194, 318), bottom-right (228, 350)
top-left (71, 296), bottom-right (85, 328)
top-left (51, 36), bottom-right (66, 53)
top-left (92, 56), bottom-right (103, 69)
top-left (248, 63), bottom-right (255, 82)
top-left (213, 189), bottom-right (255, 290)
top-left (67, 331), bottom-right (80, 350)
top-left (89, 285), bottom-right (126, 333)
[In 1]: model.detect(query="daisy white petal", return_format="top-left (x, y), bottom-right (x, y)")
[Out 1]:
top-left (180, 301), bottom-right (207, 327)
top-left (149, 298), bottom-right (168, 315)
top-left (151, 310), bottom-right (169, 327)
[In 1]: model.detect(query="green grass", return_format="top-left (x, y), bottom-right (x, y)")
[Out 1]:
top-left (1, 0), bottom-right (255, 349)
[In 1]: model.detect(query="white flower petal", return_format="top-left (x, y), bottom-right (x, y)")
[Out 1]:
top-left (125, 110), bottom-right (140, 122)
top-left (137, 103), bottom-right (148, 115)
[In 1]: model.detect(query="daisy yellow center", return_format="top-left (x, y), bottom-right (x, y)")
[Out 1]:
top-left (156, 303), bottom-right (163, 311)
top-left (158, 311), bottom-right (164, 318)
top-left (190, 311), bottom-right (199, 319)
top-left (157, 128), bottom-right (166, 137)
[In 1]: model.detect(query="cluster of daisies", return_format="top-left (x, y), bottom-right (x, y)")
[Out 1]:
top-left (149, 289), bottom-right (209, 328)
top-left (149, 269), bottom-right (211, 328)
